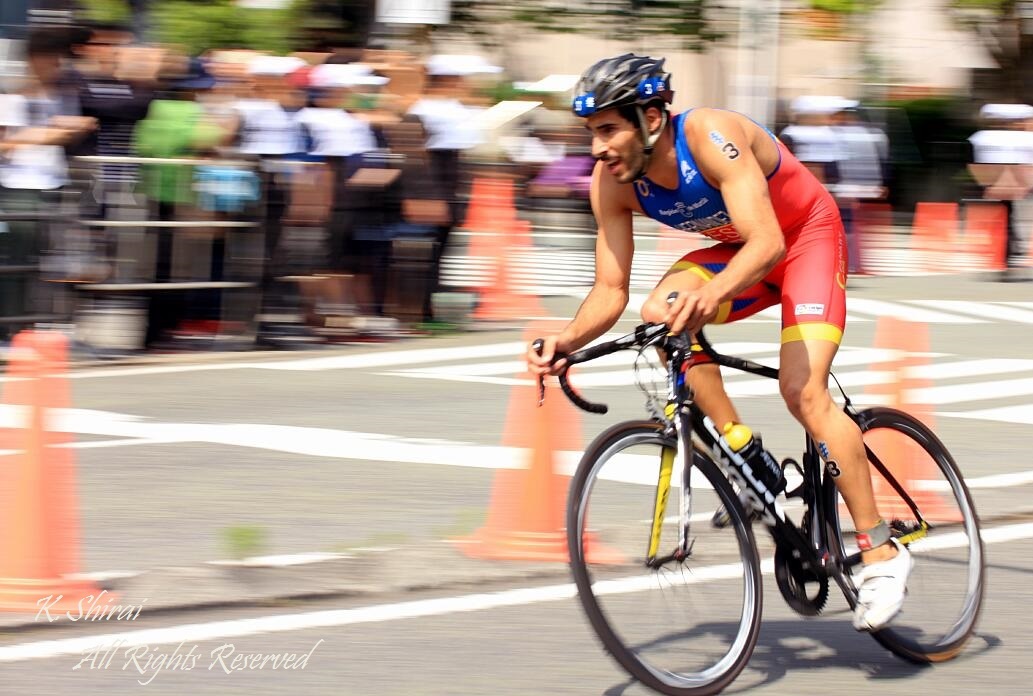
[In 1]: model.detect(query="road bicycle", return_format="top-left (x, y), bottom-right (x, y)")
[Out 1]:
top-left (535, 321), bottom-right (985, 696)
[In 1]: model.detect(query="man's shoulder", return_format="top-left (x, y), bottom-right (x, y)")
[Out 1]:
top-left (679, 107), bottom-right (749, 143)
top-left (680, 107), bottom-right (737, 126)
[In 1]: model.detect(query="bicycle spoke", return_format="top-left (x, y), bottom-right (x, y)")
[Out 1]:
top-left (569, 423), bottom-right (761, 695)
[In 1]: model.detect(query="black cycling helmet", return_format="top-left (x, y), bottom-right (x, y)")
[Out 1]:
top-left (572, 53), bottom-right (674, 178)
top-left (572, 53), bottom-right (673, 117)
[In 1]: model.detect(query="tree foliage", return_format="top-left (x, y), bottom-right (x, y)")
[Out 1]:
top-left (77, 0), bottom-right (132, 24)
top-left (806, 0), bottom-right (874, 12)
top-left (149, 0), bottom-right (305, 55)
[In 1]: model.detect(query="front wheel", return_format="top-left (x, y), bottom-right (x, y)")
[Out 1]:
top-left (567, 420), bottom-right (762, 696)
top-left (824, 407), bottom-right (985, 663)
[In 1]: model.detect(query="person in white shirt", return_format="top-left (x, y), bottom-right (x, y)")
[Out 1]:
top-left (830, 105), bottom-right (889, 274)
top-left (293, 62), bottom-right (385, 317)
top-left (968, 104), bottom-right (1033, 267)
top-left (232, 56), bottom-right (307, 313)
top-left (406, 54), bottom-right (500, 320)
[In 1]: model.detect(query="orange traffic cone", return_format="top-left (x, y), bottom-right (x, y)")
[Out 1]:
top-left (864, 317), bottom-right (960, 523)
top-left (456, 323), bottom-right (622, 563)
top-left (0, 330), bottom-right (104, 612)
top-left (472, 218), bottom-right (545, 322)
top-left (463, 177), bottom-right (520, 258)
top-left (962, 201), bottom-right (1008, 272)
top-left (854, 202), bottom-right (892, 274)
top-left (910, 202), bottom-right (957, 273)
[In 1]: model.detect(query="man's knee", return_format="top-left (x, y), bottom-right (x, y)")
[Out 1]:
top-left (779, 376), bottom-right (828, 420)
top-left (641, 294), bottom-right (669, 324)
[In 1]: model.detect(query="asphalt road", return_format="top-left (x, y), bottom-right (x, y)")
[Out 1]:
top-left (0, 272), bottom-right (1031, 695)
top-left (0, 534), bottom-right (1028, 695)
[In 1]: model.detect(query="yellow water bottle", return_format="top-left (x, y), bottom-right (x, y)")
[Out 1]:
top-left (722, 422), bottom-right (785, 495)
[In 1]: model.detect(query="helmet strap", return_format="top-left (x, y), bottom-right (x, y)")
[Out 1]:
top-left (632, 105), bottom-right (669, 180)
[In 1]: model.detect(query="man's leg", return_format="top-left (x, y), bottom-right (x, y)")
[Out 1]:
top-left (779, 337), bottom-right (912, 630)
top-left (778, 339), bottom-right (892, 558)
top-left (641, 262), bottom-right (742, 428)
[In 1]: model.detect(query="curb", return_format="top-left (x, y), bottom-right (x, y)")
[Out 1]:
top-left (0, 542), bottom-right (576, 632)
top-left (6, 507), bottom-right (1030, 632)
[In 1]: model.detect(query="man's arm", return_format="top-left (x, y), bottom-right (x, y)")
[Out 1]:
top-left (557, 162), bottom-right (634, 351)
top-left (667, 110), bottom-right (785, 333)
top-left (528, 160), bottom-right (634, 373)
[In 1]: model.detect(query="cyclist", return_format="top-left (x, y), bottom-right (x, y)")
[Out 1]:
top-left (526, 53), bottom-right (911, 631)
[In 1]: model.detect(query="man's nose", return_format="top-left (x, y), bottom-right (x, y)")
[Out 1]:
top-left (591, 138), bottom-right (608, 160)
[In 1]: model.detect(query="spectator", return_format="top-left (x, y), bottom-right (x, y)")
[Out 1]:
top-left (1, 28), bottom-right (93, 194)
top-left (71, 22), bottom-right (158, 215)
top-left (293, 62), bottom-right (383, 324)
top-left (779, 96), bottom-right (843, 185)
top-left (133, 57), bottom-right (227, 346)
top-left (0, 27), bottom-right (95, 331)
top-left (968, 103), bottom-right (1033, 268)
top-left (407, 54), bottom-right (498, 320)
top-left (230, 55), bottom-right (307, 323)
top-left (830, 104), bottom-right (889, 274)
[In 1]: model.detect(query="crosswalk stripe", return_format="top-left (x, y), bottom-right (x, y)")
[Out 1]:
top-left (908, 358), bottom-right (1033, 380)
top-left (908, 300), bottom-right (1033, 323)
top-left (249, 342), bottom-right (528, 371)
top-left (940, 404), bottom-right (1033, 425)
top-left (845, 298), bottom-right (985, 324)
top-left (913, 377), bottom-right (1033, 405)
top-left (442, 243), bottom-right (1004, 293)
top-left (387, 355), bottom-right (1033, 409)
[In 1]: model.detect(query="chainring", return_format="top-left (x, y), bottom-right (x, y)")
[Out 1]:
top-left (774, 545), bottom-right (830, 616)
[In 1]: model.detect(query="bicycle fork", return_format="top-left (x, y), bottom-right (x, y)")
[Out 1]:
top-left (646, 404), bottom-right (694, 568)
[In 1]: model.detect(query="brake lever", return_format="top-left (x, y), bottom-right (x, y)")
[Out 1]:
top-left (531, 338), bottom-right (546, 407)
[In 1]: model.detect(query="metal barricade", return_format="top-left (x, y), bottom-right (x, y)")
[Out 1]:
top-left (65, 155), bottom-right (265, 353)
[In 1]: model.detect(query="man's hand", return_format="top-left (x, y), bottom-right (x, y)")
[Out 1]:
top-left (526, 336), bottom-right (568, 376)
top-left (663, 287), bottom-right (722, 335)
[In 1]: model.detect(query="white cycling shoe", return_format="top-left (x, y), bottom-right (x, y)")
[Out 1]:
top-left (852, 537), bottom-right (914, 632)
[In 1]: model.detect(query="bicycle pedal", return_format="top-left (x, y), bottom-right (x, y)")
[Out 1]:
top-left (710, 504), bottom-right (732, 529)
top-left (711, 497), bottom-right (760, 529)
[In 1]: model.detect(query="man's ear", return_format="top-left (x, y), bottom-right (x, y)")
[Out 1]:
top-left (645, 105), bottom-right (667, 135)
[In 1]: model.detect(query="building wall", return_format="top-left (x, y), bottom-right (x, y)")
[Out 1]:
top-left (453, 0), bottom-right (993, 123)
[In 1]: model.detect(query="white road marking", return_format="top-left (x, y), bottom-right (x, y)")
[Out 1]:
top-left (846, 298), bottom-right (985, 324)
top-left (940, 404), bottom-right (1033, 426)
top-left (0, 521), bottom-right (1028, 663)
top-left (910, 300), bottom-right (1033, 324)
top-left (3, 406), bottom-right (1032, 493)
top-left (912, 377), bottom-right (1033, 405)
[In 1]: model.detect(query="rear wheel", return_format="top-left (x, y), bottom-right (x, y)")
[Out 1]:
top-left (824, 407), bottom-right (985, 662)
top-left (567, 420), bottom-right (762, 696)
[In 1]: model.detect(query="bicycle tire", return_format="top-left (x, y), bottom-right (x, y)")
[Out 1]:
top-left (823, 406), bottom-right (985, 663)
top-left (567, 420), bottom-right (762, 696)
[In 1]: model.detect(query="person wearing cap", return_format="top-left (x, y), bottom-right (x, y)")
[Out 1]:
top-left (526, 54), bottom-right (913, 633)
top-left (968, 103), bottom-right (1033, 267)
top-left (229, 55), bottom-right (308, 324)
top-left (829, 102), bottom-right (888, 275)
top-left (292, 61), bottom-right (383, 322)
top-left (132, 56), bottom-right (230, 347)
top-left (407, 54), bottom-right (499, 320)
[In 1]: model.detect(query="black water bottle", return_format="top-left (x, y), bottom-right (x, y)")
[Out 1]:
top-left (722, 422), bottom-right (786, 496)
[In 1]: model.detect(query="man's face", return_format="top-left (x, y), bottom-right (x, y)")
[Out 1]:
top-left (584, 109), bottom-right (644, 183)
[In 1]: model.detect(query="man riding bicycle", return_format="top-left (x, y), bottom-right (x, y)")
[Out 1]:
top-left (525, 53), bottom-right (912, 631)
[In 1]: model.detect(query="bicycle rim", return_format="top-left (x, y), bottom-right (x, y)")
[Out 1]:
top-left (825, 407), bottom-right (985, 662)
top-left (567, 421), bottom-right (762, 696)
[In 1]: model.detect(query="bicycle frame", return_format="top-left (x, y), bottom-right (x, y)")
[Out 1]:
top-left (647, 333), bottom-right (836, 583)
top-left (555, 325), bottom-right (931, 591)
